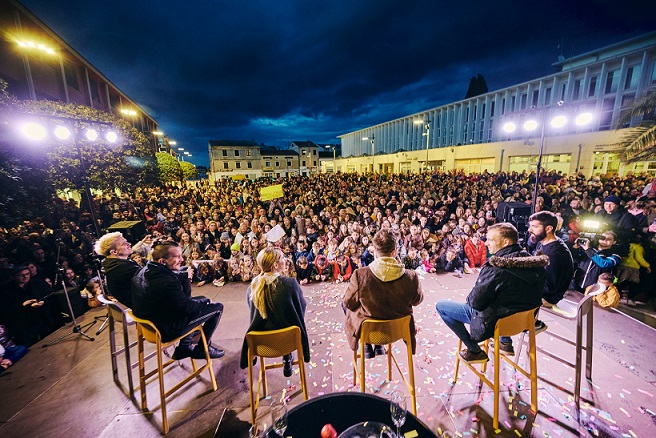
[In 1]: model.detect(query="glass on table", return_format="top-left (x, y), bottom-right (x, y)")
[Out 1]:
top-left (271, 399), bottom-right (288, 437)
top-left (389, 390), bottom-right (407, 438)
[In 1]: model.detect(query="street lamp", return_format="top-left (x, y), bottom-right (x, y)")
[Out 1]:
top-left (327, 145), bottom-right (337, 173)
top-left (16, 115), bottom-right (120, 237)
top-left (502, 102), bottom-right (594, 212)
top-left (362, 135), bottom-right (375, 173)
top-left (414, 119), bottom-right (431, 172)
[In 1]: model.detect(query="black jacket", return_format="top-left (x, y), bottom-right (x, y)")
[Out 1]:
top-left (534, 238), bottom-right (574, 304)
top-left (466, 244), bottom-right (548, 342)
top-left (103, 257), bottom-right (140, 308)
top-left (132, 261), bottom-right (207, 341)
top-left (240, 276), bottom-right (309, 369)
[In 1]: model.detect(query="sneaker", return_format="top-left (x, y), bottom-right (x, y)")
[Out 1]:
top-left (453, 271), bottom-right (463, 278)
top-left (364, 343), bottom-right (375, 359)
top-left (541, 299), bottom-right (554, 308)
top-left (498, 341), bottom-right (515, 356)
top-left (374, 345), bottom-right (386, 356)
top-left (464, 267), bottom-right (473, 274)
top-left (534, 320), bottom-right (548, 335)
top-left (283, 355), bottom-right (293, 377)
top-left (192, 344), bottom-right (225, 359)
top-left (172, 346), bottom-right (193, 360)
top-left (459, 348), bottom-right (489, 364)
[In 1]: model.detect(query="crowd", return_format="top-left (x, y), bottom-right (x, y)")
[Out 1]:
top-left (1, 168), bottom-right (655, 371)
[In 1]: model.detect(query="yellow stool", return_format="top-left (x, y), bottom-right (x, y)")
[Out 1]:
top-left (246, 326), bottom-right (309, 425)
top-left (352, 315), bottom-right (417, 415)
top-left (452, 308), bottom-right (539, 430)
top-left (128, 311), bottom-right (218, 434)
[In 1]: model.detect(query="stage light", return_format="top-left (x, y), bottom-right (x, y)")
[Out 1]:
top-left (575, 112), bottom-right (593, 126)
top-left (85, 129), bottom-right (98, 141)
top-left (105, 131), bottom-right (118, 143)
top-left (550, 115), bottom-right (567, 128)
top-left (523, 119), bottom-right (538, 131)
top-left (502, 122), bottom-right (516, 133)
top-left (20, 122), bottom-right (47, 140)
top-left (54, 125), bottom-right (71, 140)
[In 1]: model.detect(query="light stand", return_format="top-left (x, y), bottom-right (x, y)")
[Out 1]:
top-left (92, 257), bottom-right (110, 335)
top-left (43, 242), bottom-right (95, 347)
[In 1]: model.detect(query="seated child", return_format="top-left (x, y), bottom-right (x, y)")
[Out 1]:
top-left (295, 256), bottom-right (314, 285)
top-left (333, 254), bottom-right (353, 283)
top-left (239, 255), bottom-right (256, 282)
top-left (439, 247), bottom-right (464, 276)
top-left (194, 262), bottom-right (215, 287)
top-left (0, 325), bottom-right (28, 375)
top-left (420, 249), bottom-right (436, 273)
top-left (586, 272), bottom-right (620, 308)
top-left (212, 257), bottom-right (228, 286)
top-left (84, 281), bottom-right (103, 308)
top-left (402, 247), bottom-right (422, 270)
top-left (313, 254), bottom-right (332, 282)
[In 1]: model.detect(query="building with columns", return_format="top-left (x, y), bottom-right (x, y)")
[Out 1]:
top-left (336, 32), bottom-right (656, 177)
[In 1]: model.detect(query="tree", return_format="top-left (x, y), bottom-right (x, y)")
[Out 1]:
top-left (180, 161), bottom-right (199, 180)
top-left (156, 152), bottom-right (183, 183)
top-left (615, 84), bottom-right (656, 163)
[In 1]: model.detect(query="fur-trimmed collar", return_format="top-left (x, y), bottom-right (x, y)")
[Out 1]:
top-left (488, 254), bottom-right (550, 269)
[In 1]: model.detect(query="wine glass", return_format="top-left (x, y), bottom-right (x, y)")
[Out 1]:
top-left (271, 399), bottom-right (288, 437)
top-left (390, 391), bottom-right (407, 438)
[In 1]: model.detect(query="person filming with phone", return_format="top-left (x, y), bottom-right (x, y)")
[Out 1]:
top-left (572, 230), bottom-right (621, 292)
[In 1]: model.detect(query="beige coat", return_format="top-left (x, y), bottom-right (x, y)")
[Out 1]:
top-left (343, 257), bottom-right (423, 352)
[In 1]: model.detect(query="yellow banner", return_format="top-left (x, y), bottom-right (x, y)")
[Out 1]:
top-left (231, 174), bottom-right (246, 180)
top-left (260, 184), bottom-right (284, 201)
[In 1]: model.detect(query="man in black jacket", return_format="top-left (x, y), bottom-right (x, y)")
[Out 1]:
top-left (436, 223), bottom-right (548, 363)
top-left (95, 232), bottom-right (139, 307)
top-left (132, 241), bottom-right (224, 360)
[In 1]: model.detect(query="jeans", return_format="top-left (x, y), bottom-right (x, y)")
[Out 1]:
top-left (435, 300), bottom-right (481, 352)
top-left (176, 302), bottom-right (224, 348)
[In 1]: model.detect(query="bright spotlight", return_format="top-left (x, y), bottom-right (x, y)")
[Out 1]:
top-left (85, 129), bottom-right (99, 141)
top-left (362, 137), bottom-right (369, 141)
top-left (105, 131), bottom-right (118, 143)
top-left (54, 125), bottom-right (71, 140)
top-left (550, 115), bottom-right (567, 128)
top-left (20, 122), bottom-right (47, 141)
top-left (523, 119), bottom-right (538, 131)
top-left (575, 112), bottom-right (593, 126)
top-left (502, 122), bottom-right (516, 133)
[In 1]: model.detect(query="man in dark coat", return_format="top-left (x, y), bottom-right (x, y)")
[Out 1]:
top-left (343, 228), bottom-right (423, 359)
top-left (95, 232), bottom-right (140, 307)
top-left (131, 241), bottom-right (224, 360)
top-left (436, 223), bottom-right (548, 363)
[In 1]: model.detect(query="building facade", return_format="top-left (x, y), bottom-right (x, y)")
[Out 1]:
top-left (336, 32), bottom-right (656, 177)
top-left (290, 141), bottom-right (320, 175)
top-left (0, 0), bottom-right (159, 151)
top-left (208, 141), bottom-right (304, 180)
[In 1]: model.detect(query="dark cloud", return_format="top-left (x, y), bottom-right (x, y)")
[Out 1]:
top-left (20, 0), bottom-right (656, 166)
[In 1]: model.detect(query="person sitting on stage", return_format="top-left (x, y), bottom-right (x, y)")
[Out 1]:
top-left (240, 247), bottom-right (310, 377)
top-left (436, 223), bottom-right (548, 363)
top-left (343, 228), bottom-right (423, 359)
top-left (131, 241), bottom-right (225, 360)
top-left (94, 232), bottom-right (140, 308)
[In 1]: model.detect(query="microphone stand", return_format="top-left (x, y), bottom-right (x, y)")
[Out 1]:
top-left (93, 258), bottom-right (110, 335)
top-left (43, 242), bottom-right (95, 347)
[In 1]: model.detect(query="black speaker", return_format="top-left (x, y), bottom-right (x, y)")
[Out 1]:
top-left (107, 220), bottom-right (146, 243)
top-left (54, 287), bottom-right (87, 322)
top-left (496, 202), bottom-right (532, 232)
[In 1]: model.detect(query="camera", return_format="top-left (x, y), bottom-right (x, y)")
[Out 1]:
top-left (576, 237), bottom-right (588, 246)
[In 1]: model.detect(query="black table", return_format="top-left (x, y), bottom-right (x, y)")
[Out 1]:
top-left (265, 392), bottom-right (437, 437)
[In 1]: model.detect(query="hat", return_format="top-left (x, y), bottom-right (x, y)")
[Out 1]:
top-left (220, 232), bottom-right (230, 240)
top-left (604, 195), bottom-right (621, 205)
top-left (230, 242), bottom-right (241, 251)
top-left (599, 272), bottom-right (615, 282)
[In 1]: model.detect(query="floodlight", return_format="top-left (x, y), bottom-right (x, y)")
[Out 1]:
top-left (54, 125), bottom-right (71, 140)
top-left (575, 112), bottom-right (593, 126)
top-left (20, 122), bottom-right (47, 140)
top-left (550, 115), bottom-right (567, 128)
top-left (85, 129), bottom-right (98, 141)
top-left (523, 119), bottom-right (538, 131)
top-left (105, 131), bottom-right (118, 143)
top-left (502, 122), bottom-right (516, 133)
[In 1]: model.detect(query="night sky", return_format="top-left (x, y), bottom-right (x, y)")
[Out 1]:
top-left (19, 0), bottom-right (656, 167)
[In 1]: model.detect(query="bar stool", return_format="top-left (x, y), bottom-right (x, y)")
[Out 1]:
top-left (245, 326), bottom-right (309, 424)
top-left (352, 315), bottom-right (417, 415)
top-left (452, 308), bottom-right (539, 430)
top-left (128, 310), bottom-right (218, 434)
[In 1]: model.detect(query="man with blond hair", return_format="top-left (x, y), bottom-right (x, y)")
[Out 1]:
top-left (94, 232), bottom-right (139, 307)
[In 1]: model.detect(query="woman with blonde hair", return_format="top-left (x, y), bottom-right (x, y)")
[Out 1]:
top-left (239, 247), bottom-right (310, 377)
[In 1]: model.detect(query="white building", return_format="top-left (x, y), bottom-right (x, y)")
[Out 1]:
top-left (290, 141), bottom-right (320, 175)
top-left (337, 32), bottom-right (656, 177)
